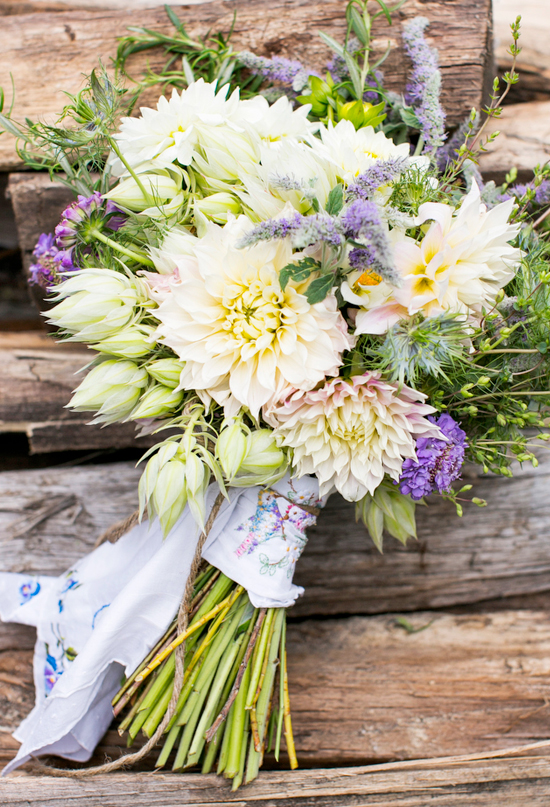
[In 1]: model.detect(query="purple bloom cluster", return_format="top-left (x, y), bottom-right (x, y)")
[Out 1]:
top-left (29, 192), bottom-right (125, 289)
top-left (55, 191), bottom-right (125, 251)
top-left (29, 233), bottom-right (76, 289)
top-left (399, 413), bottom-right (467, 500)
top-left (402, 17), bottom-right (446, 155)
top-left (237, 51), bottom-right (309, 92)
top-left (500, 179), bottom-right (550, 208)
top-left (238, 211), bottom-right (344, 250)
top-left (340, 199), bottom-right (399, 285)
top-left (346, 158), bottom-right (407, 201)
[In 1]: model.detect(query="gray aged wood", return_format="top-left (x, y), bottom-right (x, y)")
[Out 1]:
top-left (477, 101), bottom-right (550, 183)
top-left (0, 0), bottom-right (493, 170)
top-left (0, 334), bottom-right (159, 453)
top-left (5, 756), bottom-right (550, 806)
top-left (2, 610), bottom-right (550, 770)
top-left (2, 455), bottom-right (550, 616)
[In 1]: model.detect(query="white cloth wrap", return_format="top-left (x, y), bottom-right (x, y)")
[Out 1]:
top-left (0, 474), bottom-right (322, 773)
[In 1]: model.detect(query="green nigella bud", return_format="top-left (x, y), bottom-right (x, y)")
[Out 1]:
top-left (147, 358), bottom-right (184, 388)
top-left (131, 384), bottom-right (184, 420)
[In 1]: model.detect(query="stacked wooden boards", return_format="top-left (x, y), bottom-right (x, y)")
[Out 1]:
top-left (4, 1), bottom-right (550, 804)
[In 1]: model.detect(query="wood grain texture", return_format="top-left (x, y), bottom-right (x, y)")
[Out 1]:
top-left (5, 756), bottom-right (550, 806)
top-left (2, 610), bottom-right (550, 770)
top-left (0, 338), bottom-right (160, 453)
top-left (478, 101), bottom-right (550, 182)
top-left (2, 456), bottom-right (550, 615)
top-left (0, 0), bottom-right (493, 170)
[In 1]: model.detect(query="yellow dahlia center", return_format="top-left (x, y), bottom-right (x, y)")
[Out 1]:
top-left (221, 274), bottom-right (292, 347)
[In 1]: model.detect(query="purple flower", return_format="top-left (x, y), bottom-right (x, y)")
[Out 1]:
top-left (237, 51), bottom-right (310, 92)
top-left (399, 413), bottom-right (467, 500)
top-left (402, 17), bottom-right (446, 156)
top-left (55, 192), bottom-right (125, 252)
top-left (346, 158), bottom-right (407, 201)
top-left (340, 199), bottom-right (399, 285)
top-left (500, 179), bottom-right (550, 208)
top-left (238, 212), bottom-right (343, 250)
top-left (237, 212), bottom-right (303, 248)
top-left (29, 232), bottom-right (77, 289)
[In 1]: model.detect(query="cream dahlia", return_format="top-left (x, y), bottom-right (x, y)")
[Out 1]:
top-left (152, 217), bottom-right (351, 417)
top-left (310, 119), bottom-right (410, 185)
top-left (349, 182), bottom-right (521, 334)
top-left (266, 373), bottom-right (441, 500)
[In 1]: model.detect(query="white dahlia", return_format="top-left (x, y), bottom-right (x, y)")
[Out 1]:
top-left (348, 182), bottom-right (522, 335)
top-left (110, 80), bottom-right (245, 173)
top-left (152, 218), bottom-right (351, 417)
top-left (310, 119), bottom-right (410, 185)
top-left (267, 373), bottom-right (441, 500)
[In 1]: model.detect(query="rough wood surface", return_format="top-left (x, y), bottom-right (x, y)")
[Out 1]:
top-left (0, 0), bottom-right (493, 170)
top-left (1, 610), bottom-right (550, 770)
top-left (494, 0), bottom-right (550, 102)
top-left (5, 756), bottom-right (550, 806)
top-left (0, 335), bottom-right (159, 453)
top-left (478, 101), bottom-right (550, 183)
top-left (2, 456), bottom-right (550, 616)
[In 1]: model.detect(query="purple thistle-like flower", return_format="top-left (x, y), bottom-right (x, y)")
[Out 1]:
top-left (500, 178), bottom-right (550, 208)
top-left (346, 157), bottom-right (408, 201)
top-left (402, 17), bottom-right (446, 156)
top-left (29, 232), bottom-right (77, 289)
top-left (399, 413), bottom-right (467, 500)
top-left (340, 199), bottom-right (399, 285)
top-left (55, 192), bottom-right (126, 252)
top-left (237, 51), bottom-right (309, 92)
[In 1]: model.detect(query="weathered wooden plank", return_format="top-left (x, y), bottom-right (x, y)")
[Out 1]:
top-left (1, 610), bottom-right (550, 771)
top-left (478, 101), bottom-right (550, 183)
top-left (4, 757), bottom-right (550, 806)
top-left (0, 0), bottom-right (493, 171)
top-left (0, 336), bottom-right (159, 453)
top-left (2, 456), bottom-right (550, 615)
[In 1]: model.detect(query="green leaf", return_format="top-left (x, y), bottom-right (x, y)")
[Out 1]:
top-left (399, 106), bottom-right (420, 128)
top-left (536, 342), bottom-right (548, 354)
top-left (317, 30), bottom-right (345, 58)
top-left (306, 273), bottom-right (335, 304)
top-left (164, 4), bottom-right (186, 33)
top-left (344, 51), bottom-right (363, 99)
top-left (373, 0), bottom-right (393, 25)
top-left (310, 196), bottom-right (320, 212)
top-left (366, 502), bottom-right (384, 552)
top-left (348, 5), bottom-right (369, 45)
top-left (279, 258), bottom-right (319, 291)
top-left (326, 184), bottom-right (344, 215)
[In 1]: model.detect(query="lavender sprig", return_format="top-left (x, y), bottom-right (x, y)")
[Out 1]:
top-left (402, 17), bottom-right (446, 156)
top-left (29, 233), bottom-right (77, 289)
top-left (346, 158), bottom-right (408, 201)
top-left (237, 51), bottom-right (309, 92)
top-left (340, 199), bottom-right (399, 285)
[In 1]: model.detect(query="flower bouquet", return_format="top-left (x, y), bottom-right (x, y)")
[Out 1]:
top-left (1, 0), bottom-right (549, 788)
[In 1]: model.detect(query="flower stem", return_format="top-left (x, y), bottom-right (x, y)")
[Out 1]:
top-left (90, 228), bottom-right (155, 266)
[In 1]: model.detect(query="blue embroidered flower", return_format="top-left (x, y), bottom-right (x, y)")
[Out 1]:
top-left (19, 580), bottom-right (41, 606)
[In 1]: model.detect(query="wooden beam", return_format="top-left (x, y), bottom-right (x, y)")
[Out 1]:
top-left (2, 457), bottom-right (550, 615)
top-left (478, 101), bottom-right (550, 183)
top-left (4, 757), bottom-right (550, 806)
top-left (0, 0), bottom-right (493, 171)
top-left (1, 608), bottom-right (550, 772)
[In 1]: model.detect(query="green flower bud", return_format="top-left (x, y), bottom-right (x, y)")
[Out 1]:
top-left (229, 429), bottom-right (288, 487)
top-left (152, 459), bottom-right (188, 536)
top-left (337, 100), bottom-right (386, 130)
top-left (131, 384), bottom-right (184, 420)
top-left (356, 482), bottom-right (417, 552)
top-left (48, 268), bottom-right (148, 342)
top-left (216, 421), bottom-right (249, 481)
top-left (147, 358), bottom-right (184, 388)
top-left (94, 325), bottom-right (155, 359)
top-left (194, 192), bottom-right (241, 224)
top-left (69, 359), bottom-right (148, 424)
top-left (104, 166), bottom-right (185, 216)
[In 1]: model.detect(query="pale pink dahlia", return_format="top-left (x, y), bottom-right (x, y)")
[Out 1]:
top-left (266, 372), bottom-right (442, 500)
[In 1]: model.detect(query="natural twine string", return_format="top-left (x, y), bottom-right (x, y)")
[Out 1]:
top-left (35, 490), bottom-right (226, 778)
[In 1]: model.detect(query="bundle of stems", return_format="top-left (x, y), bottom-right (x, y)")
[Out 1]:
top-left (111, 564), bottom-right (297, 788)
